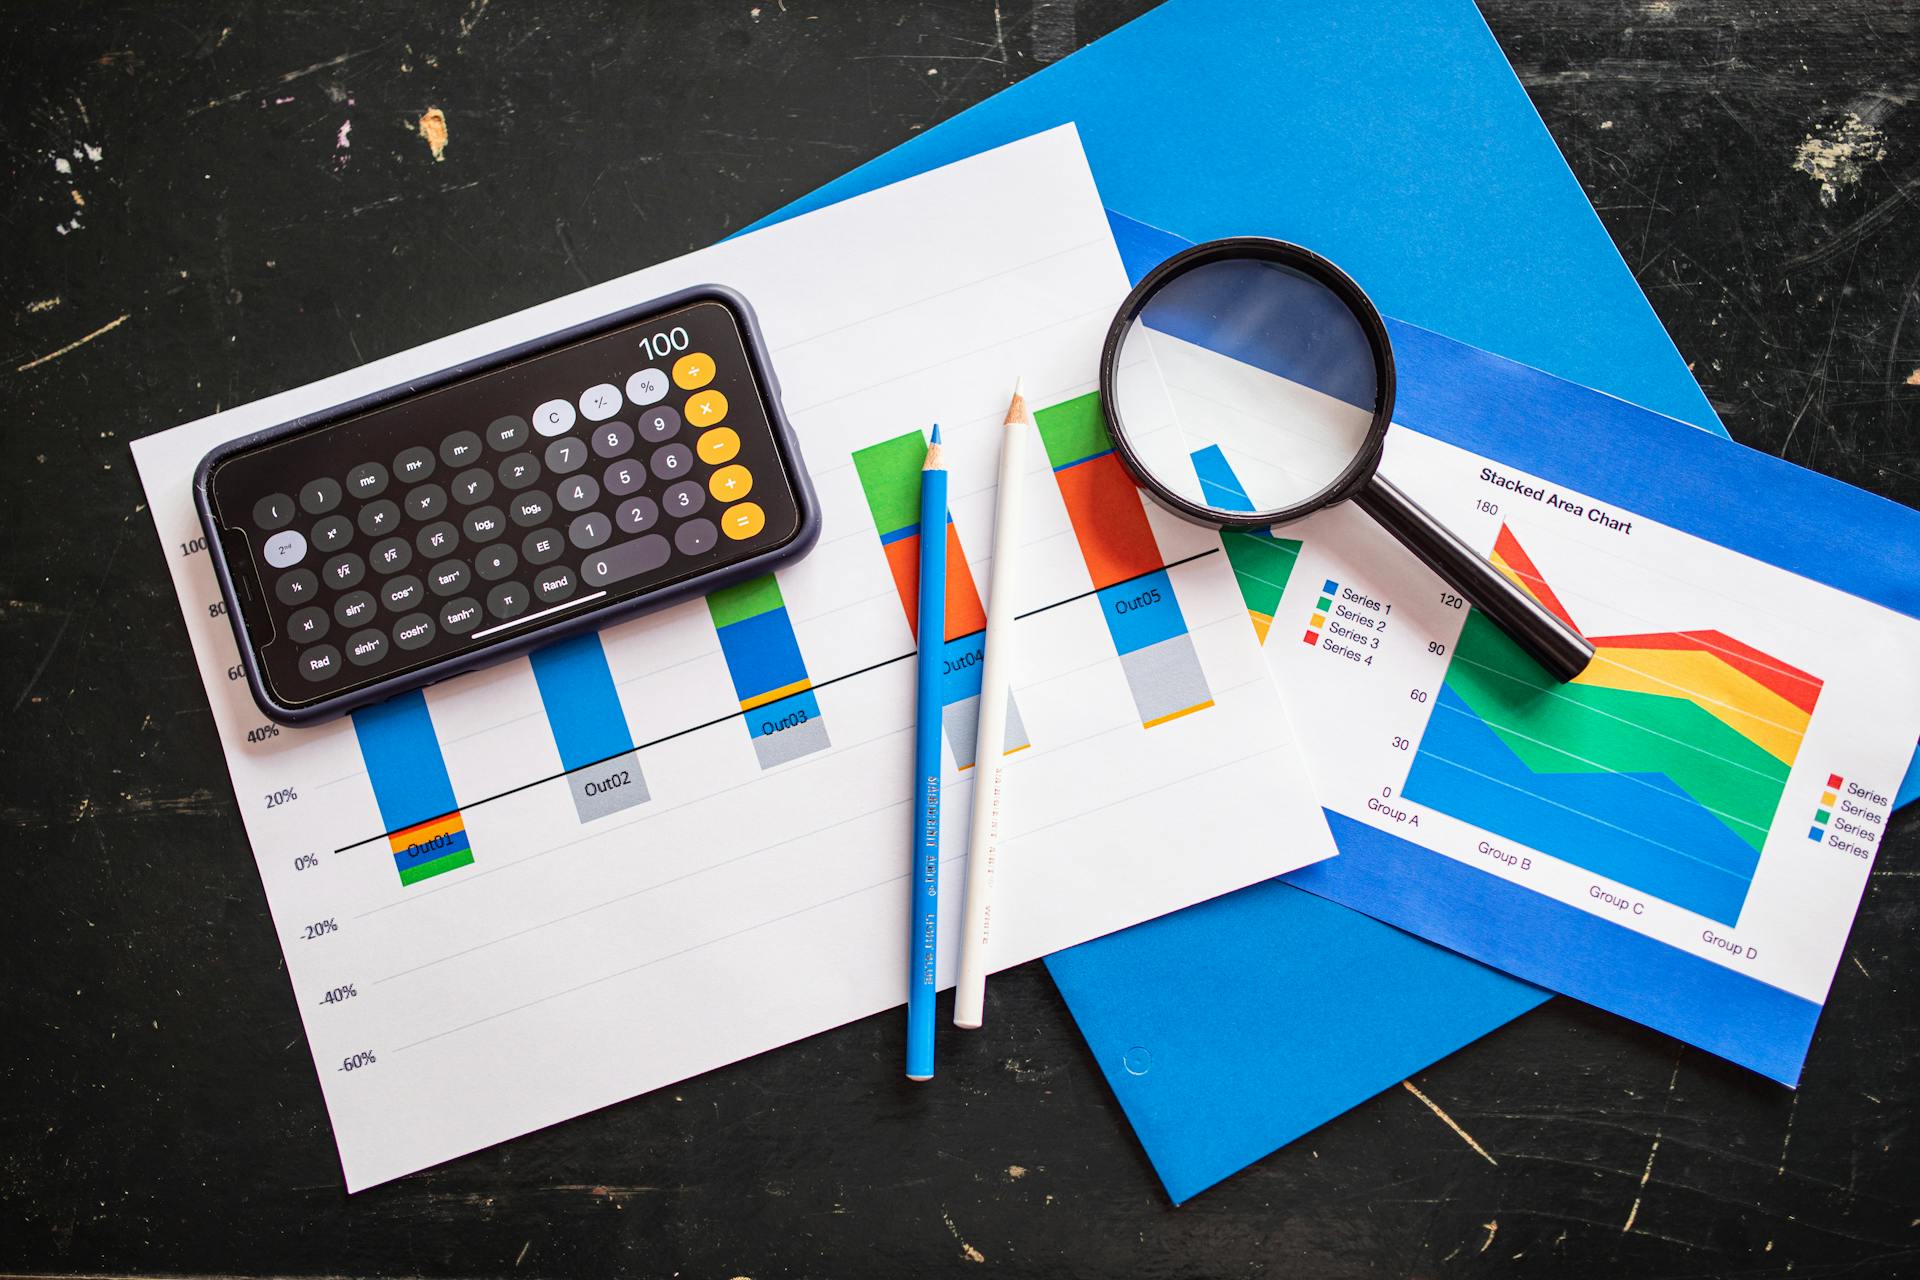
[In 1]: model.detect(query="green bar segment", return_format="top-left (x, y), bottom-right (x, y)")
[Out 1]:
top-left (706, 572), bottom-right (786, 628)
top-left (398, 847), bottom-right (475, 886)
top-left (1032, 391), bottom-right (1114, 470)
top-left (850, 430), bottom-right (928, 534)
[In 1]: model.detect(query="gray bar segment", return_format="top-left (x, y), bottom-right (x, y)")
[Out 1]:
top-left (566, 749), bottom-right (651, 822)
top-left (1118, 633), bottom-right (1214, 727)
top-left (941, 692), bottom-right (1028, 770)
top-left (750, 715), bottom-right (832, 768)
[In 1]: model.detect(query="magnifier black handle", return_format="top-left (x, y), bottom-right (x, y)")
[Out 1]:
top-left (1353, 474), bottom-right (1594, 683)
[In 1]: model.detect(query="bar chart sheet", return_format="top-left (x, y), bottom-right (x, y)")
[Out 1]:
top-left (130, 127), bottom-right (1337, 1190)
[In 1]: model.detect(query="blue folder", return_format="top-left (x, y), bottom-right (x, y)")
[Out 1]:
top-left (749, 0), bottom-right (1913, 1202)
top-left (747, 0), bottom-right (1724, 437)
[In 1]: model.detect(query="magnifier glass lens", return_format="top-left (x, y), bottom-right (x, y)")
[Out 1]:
top-left (1111, 256), bottom-right (1383, 518)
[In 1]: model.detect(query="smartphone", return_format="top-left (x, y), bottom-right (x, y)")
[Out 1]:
top-left (196, 285), bottom-right (820, 726)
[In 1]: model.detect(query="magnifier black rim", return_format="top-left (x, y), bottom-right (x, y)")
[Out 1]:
top-left (1098, 236), bottom-right (1398, 530)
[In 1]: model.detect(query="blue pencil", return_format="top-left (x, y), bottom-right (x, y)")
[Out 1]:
top-left (908, 425), bottom-right (947, 1082)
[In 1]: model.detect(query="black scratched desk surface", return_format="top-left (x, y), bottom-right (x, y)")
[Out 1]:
top-left (2, 2), bottom-right (1916, 1276)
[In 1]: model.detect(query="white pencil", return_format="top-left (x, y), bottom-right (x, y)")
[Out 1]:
top-left (954, 378), bottom-right (1031, 1030)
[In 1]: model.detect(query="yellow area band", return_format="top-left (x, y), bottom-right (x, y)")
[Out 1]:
top-left (1576, 646), bottom-right (1811, 765)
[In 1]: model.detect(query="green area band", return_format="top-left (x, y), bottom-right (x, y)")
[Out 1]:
top-left (1445, 610), bottom-right (1789, 853)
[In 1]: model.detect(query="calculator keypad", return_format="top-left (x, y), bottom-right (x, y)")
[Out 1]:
top-left (210, 298), bottom-right (802, 708)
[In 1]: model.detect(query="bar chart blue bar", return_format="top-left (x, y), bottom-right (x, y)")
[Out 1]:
top-left (528, 634), bottom-right (651, 821)
top-left (351, 690), bottom-right (474, 886)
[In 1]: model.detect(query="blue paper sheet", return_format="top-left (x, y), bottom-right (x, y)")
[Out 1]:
top-left (747, 0), bottom-right (1724, 437)
top-left (747, 0), bottom-right (1912, 1202)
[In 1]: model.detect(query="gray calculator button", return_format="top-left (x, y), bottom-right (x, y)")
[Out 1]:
top-left (393, 612), bottom-right (437, 650)
top-left (416, 520), bottom-right (460, 559)
top-left (626, 367), bottom-right (669, 407)
top-left (345, 629), bottom-right (389, 668)
top-left (556, 475), bottom-right (600, 512)
top-left (287, 606), bottom-right (329, 643)
top-left (498, 452), bottom-right (542, 490)
top-left (298, 645), bottom-right (342, 682)
top-left (637, 405), bottom-right (680, 443)
top-left (662, 480), bottom-right (704, 518)
top-left (369, 535), bottom-right (412, 574)
top-left (275, 568), bottom-right (319, 606)
top-left (347, 461), bottom-right (388, 499)
top-left (381, 574), bottom-right (424, 612)
top-left (475, 543), bottom-right (518, 581)
top-left (592, 420), bottom-right (634, 459)
top-left (333, 589), bottom-right (377, 627)
top-left (533, 399), bottom-right (576, 437)
top-left (311, 515), bottom-right (352, 553)
top-left (650, 443), bottom-right (693, 482)
top-left (674, 518), bottom-right (718, 556)
top-left (253, 493), bottom-right (296, 530)
top-left (616, 495), bottom-right (659, 534)
top-left (569, 512), bottom-right (612, 549)
top-left (510, 492), bottom-right (552, 526)
top-left (440, 431), bottom-right (483, 467)
top-left (406, 483), bottom-right (448, 520)
top-left (603, 459), bottom-right (646, 496)
top-left (581, 534), bottom-right (670, 588)
top-left (488, 415), bottom-right (530, 451)
top-left (580, 383), bottom-right (623, 422)
top-left (322, 552), bottom-right (364, 589)
top-left (439, 596), bottom-right (484, 636)
top-left (393, 446), bottom-right (435, 483)
top-left (299, 478), bottom-right (342, 515)
top-left (452, 468), bottom-right (494, 506)
top-left (544, 436), bottom-right (587, 475)
top-left (522, 527), bottom-right (565, 566)
top-left (263, 528), bottom-right (307, 568)
top-left (463, 505), bottom-right (507, 542)
top-left (486, 582), bottom-right (530, 620)
top-left (428, 559), bottom-right (471, 597)
top-left (357, 499), bottom-right (401, 537)
top-left (532, 565), bottom-right (578, 603)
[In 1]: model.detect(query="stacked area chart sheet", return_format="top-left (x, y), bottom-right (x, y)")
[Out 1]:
top-left (132, 128), bottom-right (1337, 1189)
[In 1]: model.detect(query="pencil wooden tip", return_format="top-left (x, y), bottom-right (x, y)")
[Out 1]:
top-left (923, 436), bottom-right (945, 470)
top-left (1004, 376), bottom-right (1030, 427)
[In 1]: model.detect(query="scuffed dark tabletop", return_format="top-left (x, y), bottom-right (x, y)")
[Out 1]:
top-left (3, 2), bottom-right (1915, 1275)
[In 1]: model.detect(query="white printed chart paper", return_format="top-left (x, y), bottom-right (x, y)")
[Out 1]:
top-left (131, 127), bottom-right (1336, 1189)
top-left (1149, 312), bottom-right (1920, 1083)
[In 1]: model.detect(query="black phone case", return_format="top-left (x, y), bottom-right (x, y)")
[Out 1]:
top-left (194, 284), bottom-right (821, 727)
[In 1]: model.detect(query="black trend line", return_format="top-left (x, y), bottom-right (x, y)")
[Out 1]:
top-left (333, 546), bottom-right (1221, 853)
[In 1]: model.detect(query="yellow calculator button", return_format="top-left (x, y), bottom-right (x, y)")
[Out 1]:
top-left (672, 352), bottom-right (714, 390)
top-left (697, 426), bottom-right (741, 465)
top-left (708, 464), bottom-right (754, 502)
top-left (685, 389), bottom-right (728, 428)
top-left (721, 502), bottom-right (766, 540)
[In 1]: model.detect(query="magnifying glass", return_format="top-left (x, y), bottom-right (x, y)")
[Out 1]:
top-left (1099, 237), bottom-right (1594, 683)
